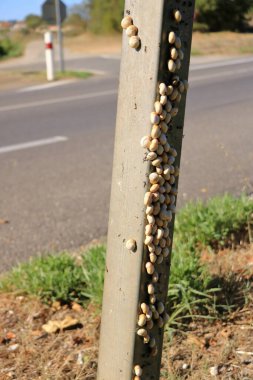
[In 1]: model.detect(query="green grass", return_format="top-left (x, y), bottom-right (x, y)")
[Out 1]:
top-left (18, 70), bottom-right (92, 83)
top-left (56, 70), bottom-right (92, 80)
top-left (174, 194), bottom-right (252, 251)
top-left (0, 194), bottom-right (252, 327)
top-left (0, 246), bottom-right (106, 306)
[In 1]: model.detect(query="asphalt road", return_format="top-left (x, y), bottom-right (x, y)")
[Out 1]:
top-left (0, 55), bottom-right (253, 271)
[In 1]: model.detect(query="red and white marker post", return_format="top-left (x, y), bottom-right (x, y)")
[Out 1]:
top-left (44, 32), bottom-right (55, 81)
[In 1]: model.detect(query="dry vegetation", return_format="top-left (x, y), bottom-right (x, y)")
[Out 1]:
top-left (64, 33), bottom-right (122, 55)
top-left (191, 32), bottom-right (253, 56)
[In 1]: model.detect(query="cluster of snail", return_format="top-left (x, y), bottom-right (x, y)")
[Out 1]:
top-left (122, 8), bottom-right (189, 380)
top-left (121, 15), bottom-right (141, 49)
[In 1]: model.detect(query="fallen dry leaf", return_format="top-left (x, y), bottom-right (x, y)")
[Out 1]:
top-left (42, 320), bottom-right (60, 334)
top-left (186, 333), bottom-right (206, 349)
top-left (6, 332), bottom-right (16, 340)
top-left (51, 301), bottom-right (61, 311)
top-left (72, 302), bottom-right (84, 313)
top-left (42, 316), bottom-right (81, 334)
top-left (0, 218), bottom-right (9, 224)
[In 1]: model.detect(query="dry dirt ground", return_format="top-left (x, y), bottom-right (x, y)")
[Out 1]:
top-left (64, 32), bottom-right (253, 57)
top-left (191, 32), bottom-right (253, 56)
top-left (64, 33), bottom-right (122, 55)
top-left (0, 71), bottom-right (48, 91)
top-left (0, 246), bottom-right (252, 380)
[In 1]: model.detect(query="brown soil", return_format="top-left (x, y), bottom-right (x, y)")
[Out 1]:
top-left (0, 246), bottom-right (252, 379)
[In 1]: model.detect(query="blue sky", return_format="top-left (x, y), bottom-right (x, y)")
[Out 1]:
top-left (0, 0), bottom-right (79, 21)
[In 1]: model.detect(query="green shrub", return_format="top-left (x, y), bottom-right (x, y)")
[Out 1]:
top-left (25, 14), bottom-right (44, 30)
top-left (193, 22), bottom-right (209, 32)
top-left (0, 38), bottom-right (23, 59)
top-left (89, 0), bottom-right (124, 34)
top-left (195, 0), bottom-right (252, 31)
top-left (63, 13), bottom-right (87, 36)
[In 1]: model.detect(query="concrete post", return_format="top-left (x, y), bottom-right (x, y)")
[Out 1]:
top-left (97, 1), bottom-right (195, 379)
top-left (55, 0), bottom-right (65, 72)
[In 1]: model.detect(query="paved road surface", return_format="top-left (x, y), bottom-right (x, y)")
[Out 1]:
top-left (0, 55), bottom-right (253, 271)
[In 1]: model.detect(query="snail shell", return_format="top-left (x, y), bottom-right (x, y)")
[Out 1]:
top-left (146, 262), bottom-right (155, 275)
top-left (137, 328), bottom-right (148, 337)
top-left (126, 239), bottom-right (137, 252)
top-left (151, 124), bottom-right (161, 139)
top-left (174, 9), bottom-right (182, 23)
top-left (140, 135), bottom-right (151, 149)
top-left (126, 24), bottom-right (138, 37)
top-left (129, 35), bottom-right (140, 49)
top-left (175, 36), bottom-right (182, 49)
top-left (154, 101), bottom-right (163, 115)
top-left (168, 59), bottom-right (176, 73)
top-left (121, 16), bottom-right (133, 29)
top-left (168, 31), bottom-right (176, 44)
top-left (134, 365), bottom-right (143, 377)
top-left (159, 83), bottom-right (167, 95)
top-left (149, 139), bottom-right (159, 152)
top-left (170, 47), bottom-right (178, 60)
top-left (144, 192), bottom-right (153, 206)
top-left (137, 314), bottom-right (147, 327)
top-left (140, 303), bottom-right (149, 314)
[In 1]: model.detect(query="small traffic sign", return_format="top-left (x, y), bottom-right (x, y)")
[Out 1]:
top-left (42, 0), bottom-right (67, 25)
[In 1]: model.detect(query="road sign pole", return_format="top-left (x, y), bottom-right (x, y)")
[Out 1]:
top-left (55, 0), bottom-right (64, 72)
top-left (44, 32), bottom-right (55, 81)
top-left (97, 0), bottom-right (195, 379)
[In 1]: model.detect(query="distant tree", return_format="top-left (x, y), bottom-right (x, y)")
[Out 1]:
top-left (63, 13), bottom-right (87, 33)
top-left (195, 0), bottom-right (252, 31)
top-left (69, 1), bottom-right (91, 21)
top-left (89, 0), bottom-right (124, 34)
top-left (68, 0), bottom-right (124, 34)
top-left (25, 14), bottom-right (44, 29)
